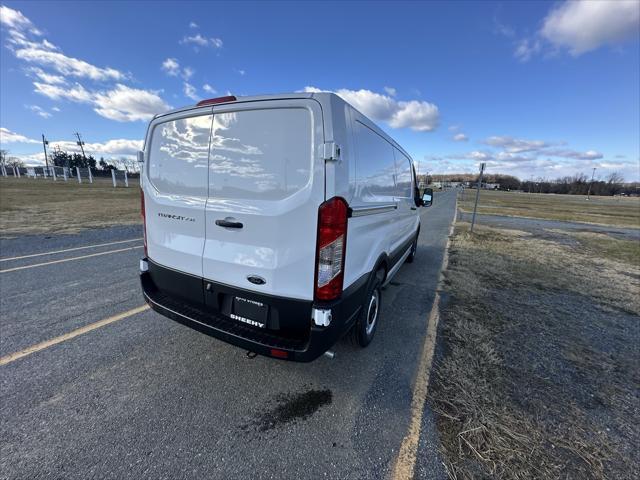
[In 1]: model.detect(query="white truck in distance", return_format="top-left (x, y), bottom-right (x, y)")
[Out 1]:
top-left (138, 92), bottom-right (432, 361)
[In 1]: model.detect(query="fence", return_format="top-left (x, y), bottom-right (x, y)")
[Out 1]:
top-left (0, 166), bottom-right (138, 187)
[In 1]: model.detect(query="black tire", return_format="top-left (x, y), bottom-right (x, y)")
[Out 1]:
top-left (405, 230), bottom-right (419, 263)
top-left (352, 269), bottom-right (384, 347)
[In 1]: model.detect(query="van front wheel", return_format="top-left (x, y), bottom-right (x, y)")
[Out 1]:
top-left (352, 271), bottom-right (383, 347)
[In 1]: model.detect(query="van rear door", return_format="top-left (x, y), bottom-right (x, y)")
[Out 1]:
top-left (202, 99), bottom-right (324, 300)
top-left (145, 109), bottom-right (212, 277)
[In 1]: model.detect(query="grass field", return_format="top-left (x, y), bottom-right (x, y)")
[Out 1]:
top-left (458, 189), bottom-right (640, 228)
top-left (429, 198), bottom-right (639, 478)
top-left (0, 177), bottom-right (140, 237)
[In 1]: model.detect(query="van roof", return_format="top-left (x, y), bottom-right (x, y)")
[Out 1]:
top-left (154, 92), bottom-right (413, 162)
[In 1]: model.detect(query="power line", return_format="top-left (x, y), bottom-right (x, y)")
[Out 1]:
top-left (41, 134), bottom-right (49, 170)
top-left (74, 132), bottom-right (86, 160)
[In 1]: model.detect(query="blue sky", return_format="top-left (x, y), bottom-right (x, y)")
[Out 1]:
top-left (1, 0), bottom-right (639, 180)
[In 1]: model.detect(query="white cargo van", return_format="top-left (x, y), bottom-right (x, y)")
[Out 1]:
top-left (139, 93), bottom-right (433, 361)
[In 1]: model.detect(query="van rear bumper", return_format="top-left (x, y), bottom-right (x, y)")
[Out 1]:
top-left (140, 258), bottom-right (366, 362)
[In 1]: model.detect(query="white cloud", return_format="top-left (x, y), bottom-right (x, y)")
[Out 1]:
top-left (34, 81), bottom-right (169, 121)
top-left (1, 6), bottom-right (171, 124)
top-left (484, 136), bottom-right (550, 153)
top-left (236, 69), bottom-right (245, 76)
top-left (544, 149), bottom-right (603, 160)
top-left (202, 83), bottom-right (217, 94)
top-left (388, 100), bottom-right (439, 132)
top-left (161, 58), bottom-right (194, 81)
top-left (180, 34), bottom-right (223, 49)
top-left (183, 82), bottom-right (198, 101)
top-left (51, 106), bottom-right (60, 112)
top-left (93, 84), bottom-right (170, 122)
top-left (0, 127), bottom-right (40, 144)
top-left (50, 138), bottom-right (143, 157)
top-left (14, 45), bottom-right (125, 81)
top-left (449, 133), bottom-right (463, 142)
top-left (0, 5), bottom-right (42, 35)
top-left (514, 0), bottom-right (640, 61)
top-left (452, 133), bottom-right (468, 142)
top-left (26, 105), bottom-right (51, 118)
top-left (189, 21), bottom-right (199, 29)
top-left (514, 38), bottom-right (541, 62)
top-left (301, 86), bottom-right (439, 132)
top-left (34, 81), bottom-right (94, 103)
top-left (541, 0), bottom-right (640, 56)
top-left (28, 67), bottom-right (66, 85)
top-left (161, 57), bottom-right (180, 76)
top-left (182, 66), bottom-right (195, 80)
top-left (383, 86), bottom-right (397, 97)
top-left (493, 17), bottom-right (515, 38)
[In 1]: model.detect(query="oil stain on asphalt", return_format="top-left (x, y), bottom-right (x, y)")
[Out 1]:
top-left (246, 389), bottom-right (332, 432)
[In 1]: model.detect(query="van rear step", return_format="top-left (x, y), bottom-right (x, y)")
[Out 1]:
top-left (141, 272), bottom-right (309, 352)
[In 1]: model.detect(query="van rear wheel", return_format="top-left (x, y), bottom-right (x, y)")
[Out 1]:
top-left (352, 270), bottom-right (383, 347)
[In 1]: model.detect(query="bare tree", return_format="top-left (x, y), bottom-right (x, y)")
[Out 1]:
top-left (5, 157), bottom-right (24, 168)
top-left (606, 172), bottom-right (624, 185)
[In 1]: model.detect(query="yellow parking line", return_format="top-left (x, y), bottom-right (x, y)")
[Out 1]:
top-left (0, 246), bottom-right (143, 273)
top-left (0, 305), bottom-right (150, 366)
top-left (0, 237), bottom-right (143, 262)
top-left (392, 194), bottom-right (457, 480)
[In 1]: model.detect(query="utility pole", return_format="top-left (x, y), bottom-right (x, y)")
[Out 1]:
top-left (41, 135), bottom-right (49, 170)
top-left (586, 167), bottom-right (596, 200)
top-left (74, 132), bottom-right (87, 161)
top-left (470, 162), bottom-right (485, 234)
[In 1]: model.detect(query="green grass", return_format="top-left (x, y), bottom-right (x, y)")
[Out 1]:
top-left (458, 189), bottom-right (640, 228)
top-left (0, 177), bottom-right (140, 237)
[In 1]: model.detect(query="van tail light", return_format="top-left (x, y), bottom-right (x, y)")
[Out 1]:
top-left (314, 197), bottom-right (348, 302)
top-left (140, 188), bottom-right (148, 257)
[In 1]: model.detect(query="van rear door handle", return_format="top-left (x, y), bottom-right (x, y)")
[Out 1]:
top-left (215, 219), bottom-right (243, 229)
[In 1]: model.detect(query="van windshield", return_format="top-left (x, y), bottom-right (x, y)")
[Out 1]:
top-left (209, 108), bottom-right (312, 201)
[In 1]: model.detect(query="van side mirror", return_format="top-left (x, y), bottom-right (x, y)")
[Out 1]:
top-left (422, 188), bottom-right (433, 207)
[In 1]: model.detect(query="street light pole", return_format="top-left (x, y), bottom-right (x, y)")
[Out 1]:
top-left (586, 167), bottom-right (596, 200)
top-left (470, 162), bottom-right (485, 234)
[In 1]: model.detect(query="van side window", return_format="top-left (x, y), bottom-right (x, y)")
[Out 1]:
top-left (393, 149), bottom-right (413, 198)
top-left (148, 114), bottom-right (212, 197)
top-left (354, 121), bottom-right (397, 202)
top-left (209, 108), bottom-right (312, 201)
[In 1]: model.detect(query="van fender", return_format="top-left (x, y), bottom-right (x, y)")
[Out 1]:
top-left (371, 254), bottom-right (389, 286)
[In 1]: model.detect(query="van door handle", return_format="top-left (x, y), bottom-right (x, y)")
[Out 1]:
top-left (410, 207), bottom-right (417, 210)
top-left (215, 219), bottom-right (243, 229)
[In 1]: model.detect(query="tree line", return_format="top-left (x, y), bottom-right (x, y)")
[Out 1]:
top-left (50, 150), bottom-right (138, 172)
top-left (428, 172), bottom-right (637, 196)
top-left (0, 149), bottom-right (138, 173)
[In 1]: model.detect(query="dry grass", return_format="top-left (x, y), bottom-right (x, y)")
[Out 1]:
top-left (458, 190), bottom-right (640, 228)
top-left (0, 177), bottom-right (140, 237)
top-left (429, 223), bottom-right (639, 479)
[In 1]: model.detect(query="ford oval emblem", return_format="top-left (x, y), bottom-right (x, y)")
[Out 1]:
top-left (247, 275), bottom-right (266, 285)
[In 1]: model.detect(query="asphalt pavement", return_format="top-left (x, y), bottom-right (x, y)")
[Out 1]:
top-left (458, 211), bottom-right (640, 240)
top-left (0, 191), bottom-right (457, 479)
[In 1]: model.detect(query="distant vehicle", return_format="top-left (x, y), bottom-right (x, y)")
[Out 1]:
top-left (138, 93), bottom-right (432, 361)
